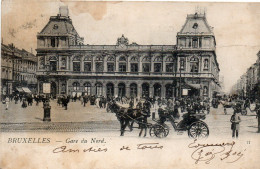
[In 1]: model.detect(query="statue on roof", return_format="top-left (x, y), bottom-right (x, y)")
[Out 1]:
top-left (117, 34), bottom-right (129, 46)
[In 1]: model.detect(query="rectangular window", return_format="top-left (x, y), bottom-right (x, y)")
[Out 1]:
top-left (84, 62), bottom-right (91, 72)
top-left (131, 63), bottom-right (138, 72)
top-left (166, 63), bottom-right (174, 72)
top-left (142, 63), bottom-right (150, 72)
top-left (96, 62), bottom-right (103, 72)
top-left (180, 58), bottom-right (186, 71)
top-left (107, 63), bottom-right (115, 72)
top-left (73, 62), bottom-right (80, 72)
top-left (192, 39), bottom-right (198, 48)
top-left (119, 63), bottom-right (126, 72)
top-left (51, 38), bottom-right (55, 47)
top-left (154, 63), bottom-right (162, 72)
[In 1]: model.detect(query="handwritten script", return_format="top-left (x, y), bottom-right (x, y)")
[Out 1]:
top-left (188, 139), bottom-right (246, 164)
top-left (52, 143), bottom-right (163, 153)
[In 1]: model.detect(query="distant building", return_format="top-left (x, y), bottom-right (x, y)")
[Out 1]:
top-left (36, 7), bottom-right (221, 98)
top-left (232, 50), bottom-right (260, 99)
top-left (1, 43), bottom-right (37, 96)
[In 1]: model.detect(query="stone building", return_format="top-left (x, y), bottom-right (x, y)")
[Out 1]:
top-left (1, 43), bottom-right (37, 96)
top-left (232, 50), bottom-right (260, 99)
top-left (36, 7), bottom-right (221, 99)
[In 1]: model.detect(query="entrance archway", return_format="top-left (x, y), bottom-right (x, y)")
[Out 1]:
top-left (106, 83), bottom-right (114, 98)
top-left (51, 81), bottom-right (57, 98)
top-left (118, 83), bottom-right (126, 97)
top-left (130, 83), bottom-right (137, 98)
top-left (154, 83), bottom-right (162, 97)
top-left (142, 83), bottom-right (149, 98)
top-left (165, 84), bottom-right (174, 99)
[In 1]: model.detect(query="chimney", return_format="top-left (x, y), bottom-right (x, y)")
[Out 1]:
top-left (59, 6), bottom-right (69, 17)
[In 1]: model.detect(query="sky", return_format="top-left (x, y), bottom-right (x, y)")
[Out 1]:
top-left (1, 0), bottom-right (260, 93)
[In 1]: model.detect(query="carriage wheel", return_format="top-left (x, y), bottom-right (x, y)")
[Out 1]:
top-left (149, 127), bottom-right (156, 137)
top-left (188, 121), bottom-right (209, 139)
top-left (153, 124), bottom-right (169, 138)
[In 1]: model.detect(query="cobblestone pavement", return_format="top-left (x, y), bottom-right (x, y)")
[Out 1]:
top-left (0, 100), bottom-right (259, 138)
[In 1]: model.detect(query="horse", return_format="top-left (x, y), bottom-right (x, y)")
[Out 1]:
top-left (109, 101), bottom-right (148, 137)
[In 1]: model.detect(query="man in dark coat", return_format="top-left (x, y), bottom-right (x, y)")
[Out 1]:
top-left (230, 111), bottom-right (241, 138)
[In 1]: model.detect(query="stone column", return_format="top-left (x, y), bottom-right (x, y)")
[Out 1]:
top-left (126, 83), bottom-right (130, 98)
top-left (137, 83), bottom-right (142, 98)
top-left (92, 56), bottom-right (96, 72)
top-left (70, 57), bottom-right (73, 71)
top-left (161, 83), bottom-right (166, 98)
top-left (66, 79), bottom-right (69, 95)
top-left (162, 59), bottom-right (166, 73)
top-left (149, 83), bottom-right (154, 97)
top-left (81, 57), bottom-right (84, 72)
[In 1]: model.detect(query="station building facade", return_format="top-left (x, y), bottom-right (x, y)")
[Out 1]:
top-left (36, 8), bottom-right (221, 99)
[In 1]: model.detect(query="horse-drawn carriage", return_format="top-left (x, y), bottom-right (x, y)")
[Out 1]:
top-left (107, 101), bottom-right (209, 139)
top-left (220, 100), bottom-right (247, 115)
top-left (149, 107), bottom-right (209, 138)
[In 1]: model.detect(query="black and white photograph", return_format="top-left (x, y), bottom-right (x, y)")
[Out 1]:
top-left (1, 0), bottom-right (260, 168)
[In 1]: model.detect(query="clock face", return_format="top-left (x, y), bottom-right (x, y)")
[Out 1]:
top-left (53, 24), bottom-right (58, 30)
top-left (120, 44), bottom-right (125, 48)
top-left (192, 23), bottom-right (198, 29)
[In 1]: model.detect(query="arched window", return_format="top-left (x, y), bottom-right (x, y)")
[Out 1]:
top-left (84, 83), bottom-right (91, 95)
top-left (73, 56), bottom-right (81, 72)
top-left (130, 56), bottom-right (138, 72)
top-left (166, 56), bottom-right (175, 72)
top-left (72, 82), bottom-right (80, 91)
top-left (142, 56), bottom-right (151, 72)
top-left (107, 56), bottom-right (115, 72)
top-left (154, 56), bottom-right (162, 73)
top-left (95, 56), bottom-right (103, 72)
top-left (190, 56), bottom-right (199, 73)
top-left (84, 56), bottom-right (92, 72)
top-left (96, 83), bottom-right (103, 96)
top-left (49, 56), bottom-right (57, 71)
top-left (119, 56), bottom-right (126, 72)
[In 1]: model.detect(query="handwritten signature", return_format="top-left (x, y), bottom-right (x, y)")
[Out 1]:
top-left (188, 139), bottom-right (246, 164)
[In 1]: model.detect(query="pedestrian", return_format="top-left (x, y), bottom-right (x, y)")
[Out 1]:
top-left (22, 98), bottom-right (27, 108)
top-left (99, 97), bottom-right (103, 108)
top-left (230, 111), bottom-right (241, 138)
top-left (5, 96), bottom-right (10, 110)
top-left (129, 99), bottom-right (134, 109)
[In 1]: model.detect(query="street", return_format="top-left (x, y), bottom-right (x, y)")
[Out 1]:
top-left (0, 100), bottom-right (259, 139)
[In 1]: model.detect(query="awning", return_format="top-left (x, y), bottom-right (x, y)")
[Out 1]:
top-left (16, 87), bottom-right (23, 92)
top-left (186, 83), bottom-right (201, 89)
top-left (22, 87), bottom-right (31, 93)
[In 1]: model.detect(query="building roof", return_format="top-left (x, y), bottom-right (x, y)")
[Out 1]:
top-left (1, 43), bottom-right (37, 62)
top-left (39, 15), bottom-right (79, 37)
top-left (178, 13), bottom-right (213, 35)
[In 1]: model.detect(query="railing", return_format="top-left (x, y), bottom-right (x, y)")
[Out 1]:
top-left (37, 45), bottom-right (177, 51)
top-left (36, 70), bottom-right (216, 79)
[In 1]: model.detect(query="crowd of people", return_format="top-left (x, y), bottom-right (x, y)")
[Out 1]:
top-left (1, 92), bottom-right (260, 136)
